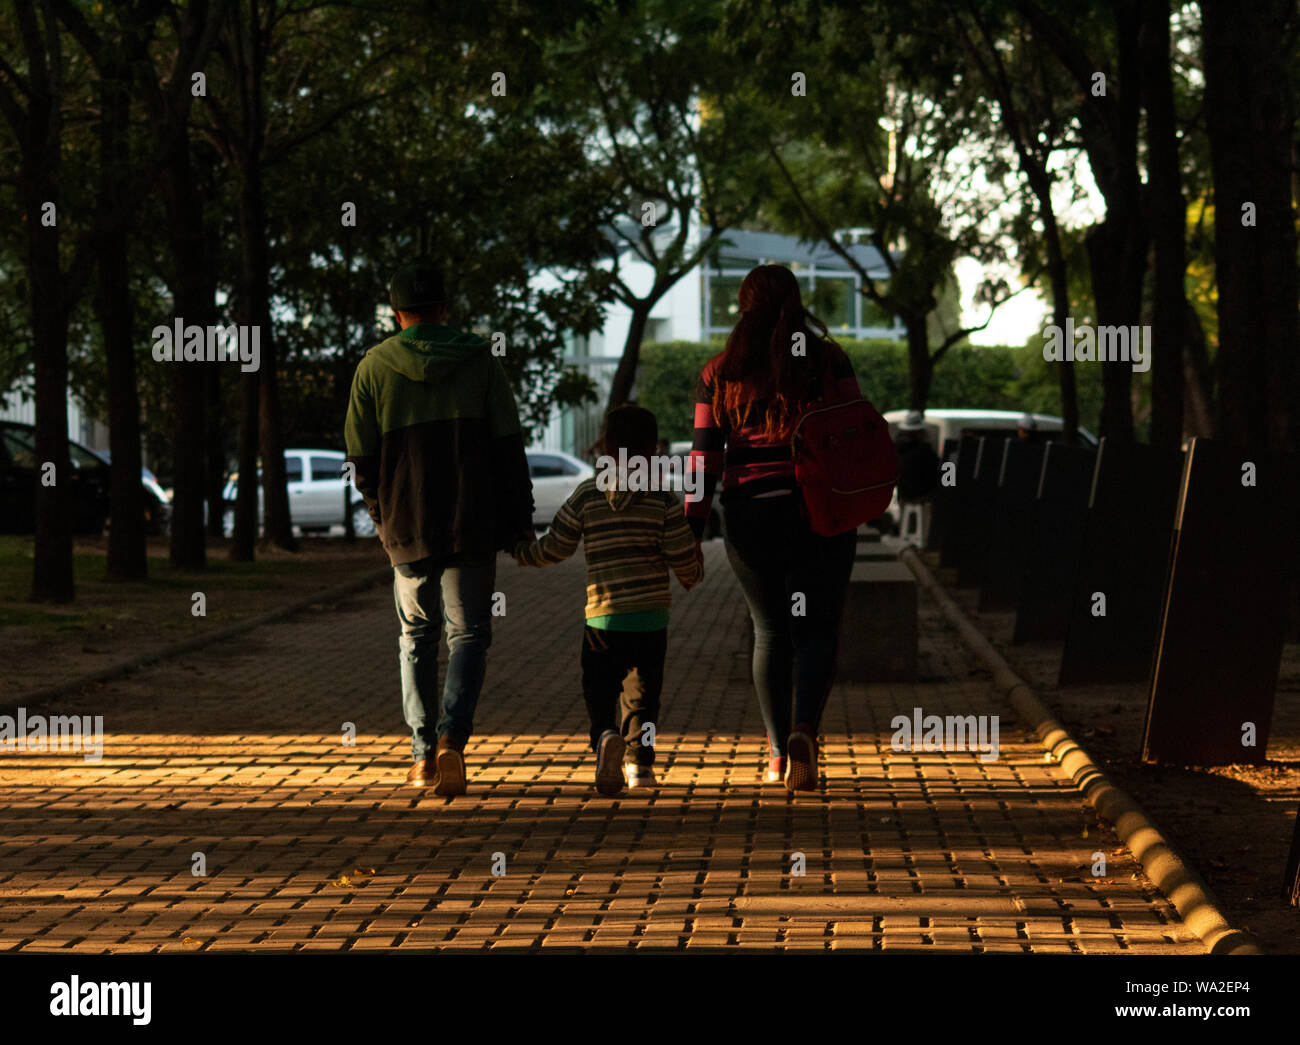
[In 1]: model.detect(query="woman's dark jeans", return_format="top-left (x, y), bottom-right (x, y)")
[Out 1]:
top-left (723, 493), bottom-right (856, 757)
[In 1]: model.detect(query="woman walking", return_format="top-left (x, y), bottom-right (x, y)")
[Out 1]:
top-left (686, 264), bottom-right (866, 792)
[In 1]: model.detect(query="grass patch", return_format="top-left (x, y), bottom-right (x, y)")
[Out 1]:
top-left (0, 535), bottom-right (333, 633)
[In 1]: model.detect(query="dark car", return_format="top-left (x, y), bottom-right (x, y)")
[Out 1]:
top-left (0, 421), bottom-right (167, 536)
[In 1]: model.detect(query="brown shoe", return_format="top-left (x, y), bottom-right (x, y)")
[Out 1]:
top-left (433, 735), bottom-right (467, 797)
top-left (405, 759), bottom-right (434, 787)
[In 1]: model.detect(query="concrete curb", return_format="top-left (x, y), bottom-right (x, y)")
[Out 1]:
top-left (898, 545), bottom-right (1262, 956)
top-left (2, 565), bottom-right (392, 716)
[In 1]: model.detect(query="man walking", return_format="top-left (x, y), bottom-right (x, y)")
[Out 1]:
top-left (344, 263), bottom-right (533, 794)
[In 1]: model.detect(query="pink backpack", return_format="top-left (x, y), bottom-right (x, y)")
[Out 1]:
top-left (790, 379), bottom-right (898, 536)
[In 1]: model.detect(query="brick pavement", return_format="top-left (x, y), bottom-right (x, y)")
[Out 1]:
top-left (0, 542), bottom-right (1205, 952)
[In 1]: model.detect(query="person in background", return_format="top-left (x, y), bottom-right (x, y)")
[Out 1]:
top-left (894, 411), bottom-right (940, 503)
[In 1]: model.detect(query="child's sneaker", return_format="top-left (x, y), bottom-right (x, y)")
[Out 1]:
top-left (765, 756), bottom-right (787, 783)
top-left (595, 730), bottom-right (626, 795)
top-left (625, 763), bottom-right (657, 788)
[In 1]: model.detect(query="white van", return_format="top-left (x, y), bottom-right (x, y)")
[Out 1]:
top-left (881, 408), bottom-right (1098, 454)
top-left (878, 409), bottom-right (1099, 532)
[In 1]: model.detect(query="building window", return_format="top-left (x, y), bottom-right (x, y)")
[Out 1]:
top-left (809, 275), bottom-right (856, 332)
top-left (708, 275), bottom-right (745, 329)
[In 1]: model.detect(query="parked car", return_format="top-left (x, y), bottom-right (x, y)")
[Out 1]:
top-left (527, 449), bottom-right (595, 528)
top-left (0, 421), bottom-right (167, 536)
top-left (877, 408), bottom-right (1100, 532)
top-left (222, 448), bottom-right (374, 537)
top-left (92, 450), bottom-right (172, 535)
top-left (666, 440), bottom-right (722, 539)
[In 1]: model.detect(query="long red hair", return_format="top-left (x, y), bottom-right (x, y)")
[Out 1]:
top-left (712, 264), bottom-right (836, 441)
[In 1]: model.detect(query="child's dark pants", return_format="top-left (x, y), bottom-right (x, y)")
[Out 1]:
top-left (580, 625), bottom-right (667, 766)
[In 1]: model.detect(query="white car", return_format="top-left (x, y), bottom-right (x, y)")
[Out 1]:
top-left (222, 448), bottom-right (374, 537)
top-left (527, 449), bottom-right (595, 527)
top-left (879, 408), bottom-right (1100, 531)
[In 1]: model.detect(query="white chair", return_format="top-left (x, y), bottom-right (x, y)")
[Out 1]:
top-left (900, 501), bottom-right (926, 547)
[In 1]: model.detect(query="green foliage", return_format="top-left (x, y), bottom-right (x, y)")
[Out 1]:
top-left (634, 341), bottom-right (719, 442)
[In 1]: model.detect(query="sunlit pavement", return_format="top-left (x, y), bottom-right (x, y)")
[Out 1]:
top-left (0, 542), bottom-right (1203, 952)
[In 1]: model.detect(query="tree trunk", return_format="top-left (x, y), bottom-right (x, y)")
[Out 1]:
top-left (1048, 256), bottom-right (1078, 442)
top-left (1028, 161), bottom-right (1078, 443)
top-left (258, 324), bottom-right (297, 550)
top-left (205, 361), bottom-right (227, 538)
top-left (1182, 300), bottom-right (1215, 439)
top-left (94, 61), bottom-right (148, 582)
top-left (1061, 0), bottom-right (1146, 444)
top-left (28, 249), bottom-right (75, 603)
top-left (904, 314), bottom-right (933, 412)
top-left (22, 120), bottom-right (74, 601)
top-left (232, 2), bottom-right (295, 552)
top-left (606, 304), bottom-right (651, 412)
top-left (1085, 217), bottom-right (1142, 443)
top-left (231, 169), bottom-right (266, 561)
top-left (232, 370), bottom-right (260, 561)
top-left (97, 221), bottom-right (147, 581)
top-left (1140, 0), bottom-right (1187, 451)
top-left (1202, 0), bottom-right (1299, 451)
top-left (159, 123), bottom-right (211, 569)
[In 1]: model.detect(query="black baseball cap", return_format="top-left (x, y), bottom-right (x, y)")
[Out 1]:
top-left (389, 264), bottom-right (447, 311)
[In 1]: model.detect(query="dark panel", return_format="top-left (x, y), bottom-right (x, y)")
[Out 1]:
top-left (938, 436), bottom-right (980, 568)
top-left (1011, 443), bottom-right (1098, 643)
top-left (1142, 439), bottom-right (1300, 766)
top-left (925, 437), bottom-right (961, 552)
top-left (1058, 440), bottom-right (1184, 685)
top-left (955, 437), bottom-right (1008, 590)
top-left (979, 439), bottom-right (1047, 611)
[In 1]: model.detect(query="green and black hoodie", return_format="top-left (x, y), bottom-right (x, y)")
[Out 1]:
top-left (344, 323), bottom-right (533, 566)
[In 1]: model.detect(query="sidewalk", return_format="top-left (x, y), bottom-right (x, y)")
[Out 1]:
top-left (0, 543), bottom-right (1205, 952)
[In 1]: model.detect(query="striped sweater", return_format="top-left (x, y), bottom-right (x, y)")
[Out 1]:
top-left (685, 344), bottom-right (863, 537)
top-left (515, 478), bottom-right (702, 619)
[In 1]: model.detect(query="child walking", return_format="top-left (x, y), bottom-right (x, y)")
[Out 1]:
top-left (513, 405), bottom-right (703, 795)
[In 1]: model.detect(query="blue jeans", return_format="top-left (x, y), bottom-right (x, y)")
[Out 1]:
top-left (723, 493), bottom-right (855, 757)
top-left (393, 552), bottom-right (496, 761)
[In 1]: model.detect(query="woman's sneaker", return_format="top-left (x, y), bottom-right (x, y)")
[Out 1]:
top-left (785, 727), bottom-right (818, 792)
top-left (765, 756), bottom-right (787, 783)
top-left (625, 763), bottom-right (657, 788)
top-left (595, 730), bottom-right (626, 796)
